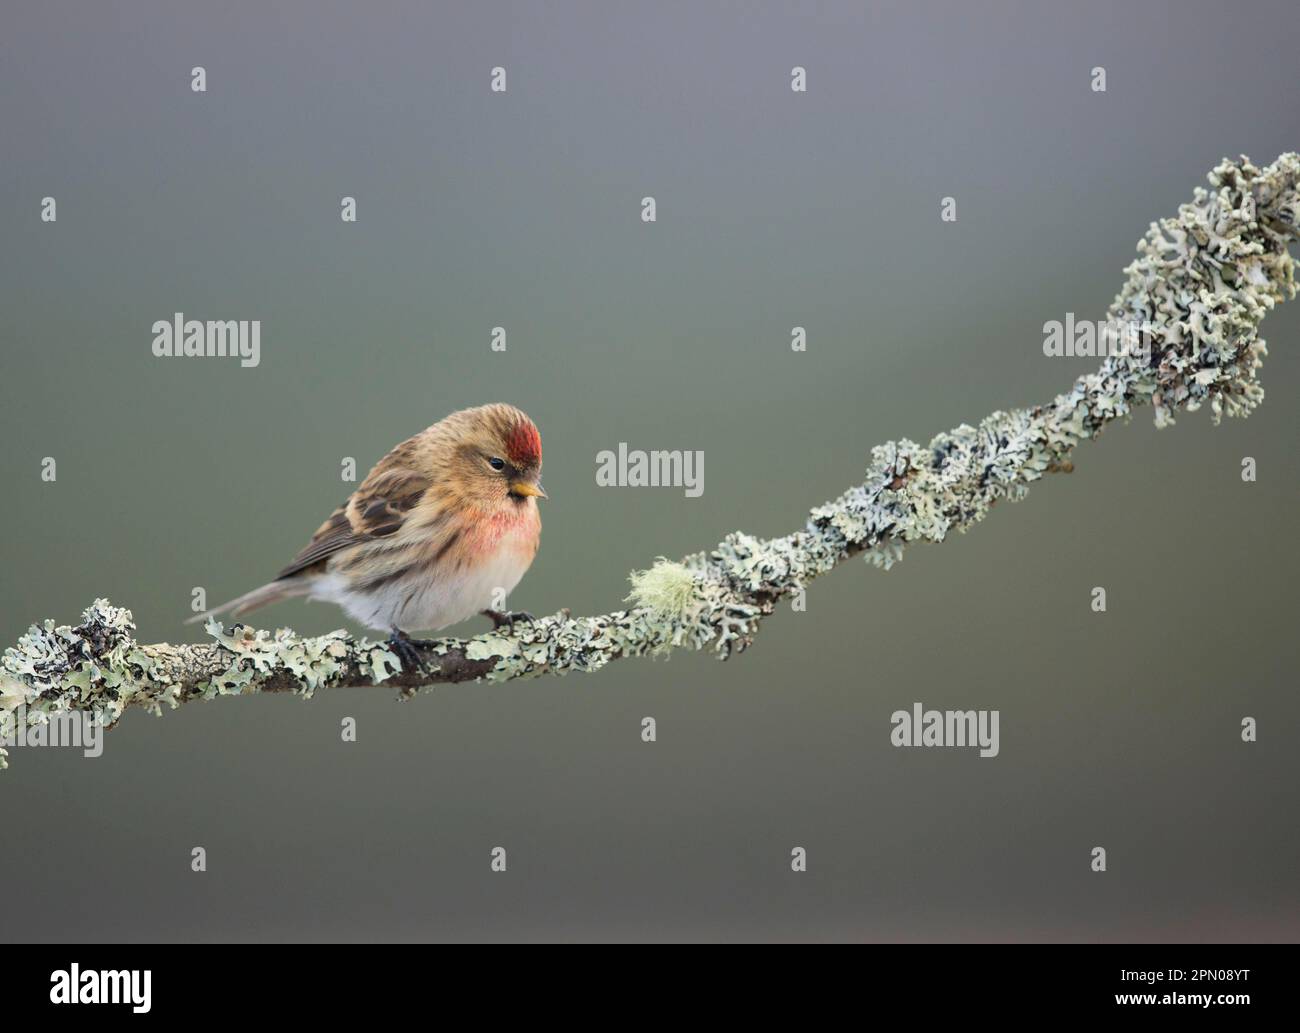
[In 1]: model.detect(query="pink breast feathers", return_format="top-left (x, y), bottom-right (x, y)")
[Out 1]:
top-left (465, 503), bottom-right (540, 560)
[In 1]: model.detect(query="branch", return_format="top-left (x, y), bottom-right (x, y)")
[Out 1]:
top-left (3, 153), bottom-right (1298, 769)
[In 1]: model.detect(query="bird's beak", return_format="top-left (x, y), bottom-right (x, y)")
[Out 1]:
top-left (510, 481), bottom-right (547, 499)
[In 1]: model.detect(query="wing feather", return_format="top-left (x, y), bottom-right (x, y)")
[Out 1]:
top-left (275, 449), bottom-right (433, 580)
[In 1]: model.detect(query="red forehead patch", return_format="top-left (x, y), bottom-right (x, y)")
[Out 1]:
top-left (506, 419), bottom-right (542, 466)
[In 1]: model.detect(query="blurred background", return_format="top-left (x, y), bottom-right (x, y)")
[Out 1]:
top-left (1, 0), bottom-right (1296, 941)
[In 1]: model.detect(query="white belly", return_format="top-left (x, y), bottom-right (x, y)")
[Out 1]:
top-left (310, 543), bottom-right (535, 633)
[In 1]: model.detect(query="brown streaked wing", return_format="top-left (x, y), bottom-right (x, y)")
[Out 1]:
top-left (275, 463), bottom-right (432, 580)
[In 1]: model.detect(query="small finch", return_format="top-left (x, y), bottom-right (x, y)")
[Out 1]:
top-left (190, 403), bottom-right (546, 663)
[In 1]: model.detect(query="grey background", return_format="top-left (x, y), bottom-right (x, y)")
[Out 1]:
top-left (1, 0), bottom-right (1297, 941)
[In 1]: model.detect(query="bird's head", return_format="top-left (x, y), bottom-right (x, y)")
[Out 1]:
top-left (446, 403), bottom-right (546, 510)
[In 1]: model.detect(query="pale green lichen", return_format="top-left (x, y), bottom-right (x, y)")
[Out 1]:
top-left (201, 619), bottom-right (364, 699)
top-left (627, 560), bottom-right (700, 620)
top-left (786, 154), bottom-right (1299, 579)
top-left (0, 675), bottom-right (25, 769)
top-left (0, 600), bottom-right (419, 760)
top-left (365, 647), bottom-right (400, 684)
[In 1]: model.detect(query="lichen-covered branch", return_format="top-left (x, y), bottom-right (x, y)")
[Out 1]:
top-left (3, 153), bottom-right (1298, 770)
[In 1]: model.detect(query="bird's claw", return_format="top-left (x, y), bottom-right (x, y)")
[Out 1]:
top-left (386, 630), bottom-right (430, 674)
top-left (481, 609), bottom-right (536, 633)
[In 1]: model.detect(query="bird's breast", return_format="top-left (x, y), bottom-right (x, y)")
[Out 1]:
top-left (464, 501), bottom-right (540, 560)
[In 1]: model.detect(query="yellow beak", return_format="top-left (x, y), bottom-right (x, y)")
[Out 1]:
top-left (510, 481), bottom-right (547, 499)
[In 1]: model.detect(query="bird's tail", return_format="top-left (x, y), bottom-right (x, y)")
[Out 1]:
top-left (184, 578), bottom-right (310, 625)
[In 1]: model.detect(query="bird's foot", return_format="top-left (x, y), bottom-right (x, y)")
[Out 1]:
top-left (386, 629), bottom-right (433, 673)
top-left (481, 609), bottom-right (535, 633)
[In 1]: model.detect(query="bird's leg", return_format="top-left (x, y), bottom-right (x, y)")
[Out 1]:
top-left (481, 609), bottom-right (536, 633)
top-left (386, 628), bottom-right (429, 673)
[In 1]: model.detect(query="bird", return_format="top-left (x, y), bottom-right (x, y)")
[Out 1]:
top-left (188, 403), bottom-right (546, 668)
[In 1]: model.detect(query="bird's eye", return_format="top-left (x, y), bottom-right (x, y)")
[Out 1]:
top-left (488, 457), bottom-right (506, 471)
